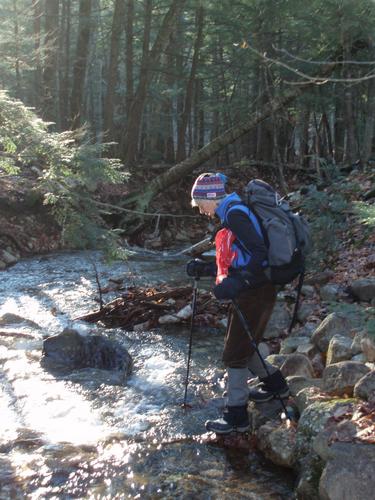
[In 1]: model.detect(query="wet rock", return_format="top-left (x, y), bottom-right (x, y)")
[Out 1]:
top-left (353, 370), bottom-right (375, 400)
top-left (281, 353), bottom-right (315, 378)
top-left (256, 421), bottom-right (297, 468)
top-left (319, 443), bottom-right (375, 500)
top-left (322, 361), bottom-right (370, 396)
top-left (350, 278), bottom-right (375, 302)
top-left (326, 335), bottom-right (353, 365)
top-left (0, 313), bottom-right (40, 329)
top-left (264, 302), bottom-right (291, 339)
top-left (280, 336), bottom-right (311, 354)
top-left (1, 249), bottom-right (18, 265)
top-left (41, 328), bottom-right (133, 380)
top-left (361, 336), bottom-right (375, 362)
top-left (311, 313), bottom-right (353, 352)
top-left (319, 284), bottom-right (342, 302)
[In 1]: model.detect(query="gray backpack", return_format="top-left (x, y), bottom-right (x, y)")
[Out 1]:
top-left (244, 179), bottom-right (311, 283)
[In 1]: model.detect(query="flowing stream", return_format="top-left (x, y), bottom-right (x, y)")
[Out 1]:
top-left (0, 251), bottom-right (294, 499)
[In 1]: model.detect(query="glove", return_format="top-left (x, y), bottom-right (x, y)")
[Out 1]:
top-left (213, 276), bottom-right (247, 300)
top-left (186, 259), bottom-right (216, 278)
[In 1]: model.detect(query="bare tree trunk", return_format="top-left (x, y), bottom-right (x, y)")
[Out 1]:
top-left (104, 0), bottom-right (125, 136)
top-left (59, 0), bottom-right (71, 130)
top-left (32, 0), bottom-right (42, 110)
top-left (176, 3), bottom-right (204, 162)
top-left (123, 0), bottom-right (187, 166)
top-left (362, 76), bottom-right (375, 162)
top-left (125, 0), bottom-right (134, 120)
top-left (43, 0), bottom-right (60, 125)
top-left (12, 0), bottom-right (22, 98)
top-left (70, 0), bottom-right (92, 129)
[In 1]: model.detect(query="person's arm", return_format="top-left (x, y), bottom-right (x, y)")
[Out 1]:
top-left (226, 209), bottom-right (268, 277)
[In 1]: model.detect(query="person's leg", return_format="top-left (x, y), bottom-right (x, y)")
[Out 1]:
top-left (247, 350), bottom-right (289, 402)
top-left (206, 284), bottom-right (277, 434)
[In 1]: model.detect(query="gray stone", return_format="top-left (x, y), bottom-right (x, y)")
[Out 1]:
top-left (1, 250), bottom-right (18, 265)
top-left (265, 354), bottom-right (288, 369)
top-left (311, 313), bottom-right (353, 352)
top-left (280, 336), bottom-right (311, 354)
top-left (322, 361), bottom-right (370, 396)
top-left (361, 336), bottom-right (375, 362)
top-left (281, 353), bottom-right (315, 378)
top-left (311, 353), bottom-right (325, 377)
top-left (350, 278), bottom-right (375, 302)
top-left (0, 260), bottom-right (7, 270)
top-left (264, 302), bottom-right (291, 339)
top-left (351, 353), bottom-right (366, 363)
top-left (296, 343), bottom-right (318, 358)
top-left (287, 375), bottom-right (323, 397)
top-left (296, 400), bottom-right (355, 458)
top-left (256, 422), bottom-right (297, 468)
top-left (301, 285), bottom-right (315, 299)
top-left (319, 443), bottom-right (375, 500)
top-left (297, 303), bottom-right (316, 323)
top-left (326, 335), bottom-right (353, 365)
top-left (319, 284), bottom-right (340, 302)
top-left (350, 330), bottom-right (368, 355)
top-left (295, 453), bottom-right (324, 500)
top-left (353, 370), bottom-right (375, 400)
top-left (295, 386), bottom-right (332, 413)
top-left (41, 328), bottom-right (133, 382)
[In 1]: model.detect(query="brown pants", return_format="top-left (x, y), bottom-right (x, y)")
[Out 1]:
top-left (222, 283), bottom-right (277, 368)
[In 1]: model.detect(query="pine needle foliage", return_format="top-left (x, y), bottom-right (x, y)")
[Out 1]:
top-left (0, 91), bottom-right (128, 249)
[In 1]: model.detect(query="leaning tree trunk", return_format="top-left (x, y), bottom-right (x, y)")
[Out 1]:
top-left (118, 45), bottom-right (365, 232)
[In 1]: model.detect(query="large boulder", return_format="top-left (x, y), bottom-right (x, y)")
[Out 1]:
top-left (256, 421), bottom-right (297, 468)
top-left (361, 336), bottom-right (375, 362)
top-left (281, 353), bottom-right (315, 378)
top-left (322, 361), bottom-right (370, 396)
top-left (287, 375), bottom-right (323, 397)
top-left (311, 313), bottom-right (353, 352)
top-left (42, 328), bottom-right (133, 381)
top-left (326, 335), bottom-right (353, 365)
top-left (319, 443), bottom-right (375, 500)
top-left (264, 302), bottom-right (291, 339)
top-left (280, 336), bottom-right (311, 354)
top-left (353, 370), bottom-right (375, 400)
top-left (350, 278), bottom-right (375, 302)
top-left (319, 284), bottom-right (341, 303)
top-left (295, 387), bottom-right (332, 414)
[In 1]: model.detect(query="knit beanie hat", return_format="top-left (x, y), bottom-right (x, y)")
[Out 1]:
top-left (191, 173), bottom-right (228, 202)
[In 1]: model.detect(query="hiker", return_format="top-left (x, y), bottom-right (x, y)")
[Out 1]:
top-left (187, 172), bottom-right (290, 434)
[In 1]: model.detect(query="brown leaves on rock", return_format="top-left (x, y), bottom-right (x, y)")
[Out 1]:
top-left (326, 401), bottom-right (375, 445)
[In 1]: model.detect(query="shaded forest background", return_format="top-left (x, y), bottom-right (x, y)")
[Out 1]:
top-left (1, 0), bottom-right (375, 251)
top-left (3, 0), bottom-right (375, 169)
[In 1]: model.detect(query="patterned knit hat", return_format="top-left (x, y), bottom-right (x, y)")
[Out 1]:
top-left (191, 173), bottom-right (228, 202)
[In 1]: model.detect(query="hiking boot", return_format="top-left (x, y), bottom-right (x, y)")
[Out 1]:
top-left (205, 405), bottom-right (250, 434)
top-left (248, 370), bottom-right (290, 403)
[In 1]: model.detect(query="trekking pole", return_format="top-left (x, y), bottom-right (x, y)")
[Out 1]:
top-left (231, 299), bottom-right (294, 421)
top-left (182, 277), bottom-right (199, 409)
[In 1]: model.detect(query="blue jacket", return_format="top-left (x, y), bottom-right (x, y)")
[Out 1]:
top-left (215, 193), bottom-right (268, 280)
